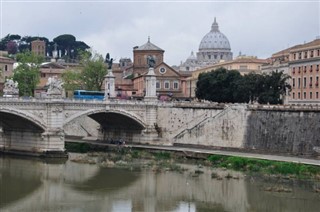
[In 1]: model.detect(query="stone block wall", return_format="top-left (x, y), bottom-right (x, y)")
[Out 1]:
top-left (245, 109), bottom-right (320, 155)
top-left (163, 104), bottom-right (320, 156)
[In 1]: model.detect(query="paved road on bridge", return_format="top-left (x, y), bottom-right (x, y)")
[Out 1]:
top-left (69, 140), bottom-right (320, 166)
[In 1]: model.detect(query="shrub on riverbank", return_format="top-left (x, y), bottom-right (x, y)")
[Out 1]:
top-left (207, 155), bottom-right (320, 179)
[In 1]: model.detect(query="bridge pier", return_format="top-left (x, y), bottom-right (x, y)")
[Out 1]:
top-left (139, 104), bottom-right (160, 144)
top-left (0, 128), bottom-right (66, 157)
top-left (40, 129), bottom-right (66, 156)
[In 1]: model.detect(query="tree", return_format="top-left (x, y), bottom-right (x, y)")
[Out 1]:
top-left (196, 67), bottom-right (243, 103)
top-left (258, 71), bottom-right (291, 104)
top-left (196, 68), bottom-right (291, 105)
top-left (62, 50), bottom-right (107, 91)
top-left (53, 34), bottom-right (76, 59)
top-left (6, 40), bottom-right (18, 54)
top-left (239, 73), bottom-right (265, 103)
top-left (80, 51), bottom-right (108, 91)
top-left (0, 34), bottom-right (11, 50)
top-left (12, 51), bottom-right (44, 96)
top-left (61, 69), bottom-right (83, 91)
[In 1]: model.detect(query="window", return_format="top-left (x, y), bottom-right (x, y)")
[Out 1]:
top-left (316, 76), bottom-right (319, 87)
top-left (41, 73), bottom-right (46, 78)
top-left (310, 65), bottom-right (313, 72)
top-left (239, 65), bottom-right (248, 70)
top-left (208, 55), bottom-right (211, 59)
top-left (299, 53), bottom-right (302, 60)
top-left (318, 49), bottom-right (320, 56)
top-left (164, 81), bottom-right (170, 89)
top-left (292, 67), bottom-right (295, 74)
top-left (156, 80), bottom-right (161, 89)
top-left (304, 51), bottom-right (308, 59)
top-left (304, 92), bottom-right (306, 99)
top-left (316, 92), bottom-right (319, 99)
top-left (173, 81), bottom-right (179, 89)
top-left (298, 78), bottom-right (301, 88)
top-left (214, 55), bottom-right (217, 59)
top-left (310, 92), bottom-right (313, 99)
top-left (304, 66), bottom-right (307, 73)
top-left (292, 92), bottom-right (295, 99)
top-left (317, 65), bottom-right (319, 72)
top-left (159, 67), bottom-right (166, 74)
top-left (310, 77), bottom-right (313, 87)
top-left (298, 92), bottom-right (301, 99)
top-left (293, 53), bottom-right (296, 60)
top-left (4, 65), bottom-right (8, 71)
top-left (292, 78), bottom-right (295, 87)
top-left (311, 51), bottom-right (314, 58)
top-left (298, 67), bottom-right (301, 73)
top-left (303, 77), bottom-right (306, 88)
top-left (220, 55), bottom-right (223, 59)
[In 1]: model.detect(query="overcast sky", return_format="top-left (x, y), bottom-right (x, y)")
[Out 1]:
top-left (1, 0), bottom-right (319, 66)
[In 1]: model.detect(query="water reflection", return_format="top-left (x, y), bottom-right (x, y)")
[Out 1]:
top-left (1, 154), bottom-right (320, 212)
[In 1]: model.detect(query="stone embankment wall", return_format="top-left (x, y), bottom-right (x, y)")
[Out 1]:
top-left (245, 106), bottom-right (320, 156)
top-left (160, 103), bottom-right (320, 156)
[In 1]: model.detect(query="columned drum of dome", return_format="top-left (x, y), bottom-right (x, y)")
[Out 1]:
top-left (197, 18), bottom-right (233, 65)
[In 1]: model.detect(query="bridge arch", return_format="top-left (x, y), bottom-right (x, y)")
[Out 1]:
top-left (63, 109), bottom-right (147, 129)
top-left (0, 108), bottom-right (46, 131)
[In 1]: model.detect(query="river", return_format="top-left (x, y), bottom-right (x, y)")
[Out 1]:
top-left (1, 153), bottom-right (320, 212)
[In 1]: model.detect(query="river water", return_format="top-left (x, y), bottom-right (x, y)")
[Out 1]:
top-left (1, 153), bottom-right (320, 212)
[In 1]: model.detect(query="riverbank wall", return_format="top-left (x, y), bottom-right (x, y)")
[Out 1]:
top-left (64, 103), bottom-right (320, 158)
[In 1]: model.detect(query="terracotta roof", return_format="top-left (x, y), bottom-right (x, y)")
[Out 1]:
top-left (290, 38), bottom-right (320, 52)
top-left (134, 38), bottom-right (164, 51)
top-left (272, 45), bottom-right (301, 57)
top-left (179, 71), bottom-right (192, 77)
top-left (0, 56), bottom-right (15, 64)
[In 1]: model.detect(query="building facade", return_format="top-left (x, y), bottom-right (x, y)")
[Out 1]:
top-left (116, 38), bottom-right (190, 100)
top-left (180, 18), bottom-right (233, 72)
top-left (288, 38), bottom-right (320, 104)
top-left (31, 39), bottom-right (46, 57)
top-left (261, 47), bottom-right (293, 75)
top-left (0, 56), bottom-right (15, 92)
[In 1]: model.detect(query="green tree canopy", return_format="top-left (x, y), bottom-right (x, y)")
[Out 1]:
top-left (13, 51), bottom-right (44, 96)
top-left (196, 68), bottom-right (243, 103)
top-left (62, 50), bottom-right (107, 92)
top-left (196, 68), bottom-right (291, 104)
top-left (0, 34), bottom-right (89, 60)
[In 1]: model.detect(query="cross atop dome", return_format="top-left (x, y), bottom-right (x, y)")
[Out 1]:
top-left (211, 17), bottom-right (220, 32)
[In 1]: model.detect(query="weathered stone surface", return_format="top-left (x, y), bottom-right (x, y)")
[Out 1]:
top-left (245, 110), bottom-right (320, 155)
top-left (1, 99), bottom-right (320, 157)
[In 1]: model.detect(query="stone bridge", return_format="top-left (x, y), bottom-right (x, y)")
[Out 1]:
top-left (1, 98), bottom-right (320, 157)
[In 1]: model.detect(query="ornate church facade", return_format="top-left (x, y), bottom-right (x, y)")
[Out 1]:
top-left (180, 18), bottom-right (233, 72)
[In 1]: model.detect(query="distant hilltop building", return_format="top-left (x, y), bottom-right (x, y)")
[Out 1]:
top-left (180, 18), bottom-right (233, 71)
top-left (31, 39), bottom-right (46, 57)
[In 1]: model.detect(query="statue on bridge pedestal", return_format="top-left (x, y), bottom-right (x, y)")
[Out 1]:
top-left (46, 76), bottom-right (64, 98)
top-left (3, 79), bottom-right (19, 97)
top-left (105, 53), bottom-right (114, 70)
top-left (147, 55), bottom-right (156, 68)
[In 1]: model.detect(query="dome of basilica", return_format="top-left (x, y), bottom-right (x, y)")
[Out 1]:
top-left (199, 18), bottom-right (231, 50)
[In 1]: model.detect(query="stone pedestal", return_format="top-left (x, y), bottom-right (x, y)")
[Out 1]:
top-left (104, 69), bottom-right (116, 100)
top-left (144, 67), bottom-right (157, 102)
